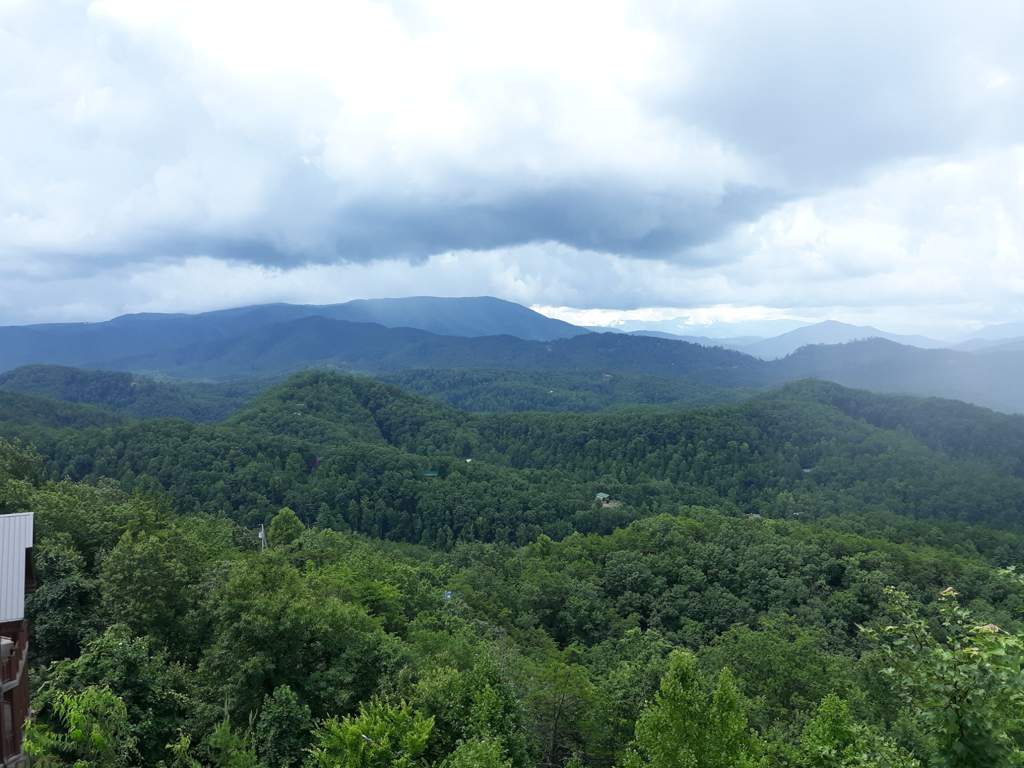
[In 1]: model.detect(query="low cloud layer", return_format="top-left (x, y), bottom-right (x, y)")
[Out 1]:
top-left (1, 0), bottom-right (1023, 330)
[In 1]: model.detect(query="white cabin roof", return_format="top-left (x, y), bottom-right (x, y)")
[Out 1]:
top-left (0, 513), bottom-right (33, 623)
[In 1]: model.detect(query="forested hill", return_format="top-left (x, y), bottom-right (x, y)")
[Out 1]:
top-left (6, 370), bottom-right (1024, 542)
top-left (107, 317), bottom-right (767, 386)
top-left (0, 364), bottom-right (263, 422)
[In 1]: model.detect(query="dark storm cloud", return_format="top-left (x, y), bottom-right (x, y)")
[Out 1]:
top-left (318, 182), bottom-right (785, 263)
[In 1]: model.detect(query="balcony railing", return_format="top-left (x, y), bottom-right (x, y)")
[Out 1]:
top-left (0, 627), bottom-right (27, 692)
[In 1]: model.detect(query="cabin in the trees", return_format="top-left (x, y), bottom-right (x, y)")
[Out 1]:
top-left (0, 512), bottom-right (34, 768)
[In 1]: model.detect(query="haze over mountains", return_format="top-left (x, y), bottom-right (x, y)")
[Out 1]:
top-left (624, 320), bottom-right (955, 359)
top-left (1, 295), bottom-right (1023, 414)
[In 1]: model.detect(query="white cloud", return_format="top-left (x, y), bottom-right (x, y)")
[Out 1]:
top-left (1, 0), bottom-right (1023, 331)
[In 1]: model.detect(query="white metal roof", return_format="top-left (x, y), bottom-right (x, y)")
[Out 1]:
top-left (0, 513), bottom-right (33, 623)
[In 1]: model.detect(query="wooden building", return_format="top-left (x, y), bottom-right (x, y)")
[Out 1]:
top-left (0, 512), bottom-right (34, 768)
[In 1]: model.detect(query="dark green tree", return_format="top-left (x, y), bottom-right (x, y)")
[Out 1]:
top-left (255, 685), bottom-right (313, 768)
top-left (269, 506), bottom-right (305, 548)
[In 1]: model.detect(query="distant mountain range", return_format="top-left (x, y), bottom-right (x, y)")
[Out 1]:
top-left (0, 296), bottom-right (585, 372)
top-left (2, 296), bottom-right (1024, 413)
top-left (617, 320), bottom-right (948, 359)
top-left (740, 320), bottom-right (948, 359)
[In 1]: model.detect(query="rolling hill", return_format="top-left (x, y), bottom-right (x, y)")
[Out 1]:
top-left (109, 317), bottom-right (767, 386)
top-left (0, 365), bottom-right (262, 422)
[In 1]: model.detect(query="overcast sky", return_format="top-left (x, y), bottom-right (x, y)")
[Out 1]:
top-left (2, 0), bottom-right (1023, 335)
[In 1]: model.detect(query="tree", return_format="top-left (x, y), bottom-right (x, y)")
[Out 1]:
top-left (255, 685), bottom-right (313, 768)
top-left (699, 616), bottom-right (855, 731)
top-left (23, 685), bottom-right (139, 768)
top-left (39, 625), bottom-right (197, 766)
top-left (440, 737), bottom-right (513, 768)
top-left (99, 527), bottom-right (201, 656)
top-left (794, 694), bottom-right (918, 768)
top-left (307, 698), bottom-right (434, 768)
top-left (26, 531), bottom-right (99, 664)
top-left (412, 656), bottom-right (530, 768)
top-left (865, 587), bottom-right (1024, 768)
top-left (620, 650), bottom-right (764, 768)
top-left (207, 715), bottom-right (260, 768)
top-left (269, 506), bottom-right (305, 548)
top-left (525, 656), bottom-right (597, 768)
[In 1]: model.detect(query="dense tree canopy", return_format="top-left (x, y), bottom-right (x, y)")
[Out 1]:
top-left (5, 370), bottom-right (1024, 766)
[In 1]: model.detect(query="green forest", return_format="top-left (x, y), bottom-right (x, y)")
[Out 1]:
top-left (4, 368), bottom-right (1024, 767)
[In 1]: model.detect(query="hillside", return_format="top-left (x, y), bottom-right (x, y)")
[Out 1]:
top-left (8, 428), bottom-right (1024, 767)
top-left (7, 370), bottom-right (1024, 537)
top-left (381, 369), bottom-right (754, 411)
top-left (0, 364), bottom-right (262, 421)
top-left (109, 318), bottom-right (768, 386)
top-left (0, 390), bottom-right (125, 429)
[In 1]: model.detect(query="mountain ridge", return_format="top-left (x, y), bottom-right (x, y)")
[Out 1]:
top-left (0, 296), bottom-right (586, 372)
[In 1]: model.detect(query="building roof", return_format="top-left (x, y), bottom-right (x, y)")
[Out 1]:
top-left (0, 513), bottom-right (33, 623)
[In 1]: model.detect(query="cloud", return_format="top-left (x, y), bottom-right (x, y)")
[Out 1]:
top-left (1, 0), bottom-right (1023, 329)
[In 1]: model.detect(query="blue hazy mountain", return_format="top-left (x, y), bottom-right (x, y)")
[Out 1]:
top-left (3, 299), bottom-right (1024, 413)
top-left (0, 296), bottom-right (585, 372)
top-left (742, 320), bottom-right (948, 360)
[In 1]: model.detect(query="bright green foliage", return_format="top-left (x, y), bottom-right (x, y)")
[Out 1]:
top-left (306, 698), bottom-right (434, 768)
top-left (439, 737), bottom-right (513, 768)
top-left (255, 685), bottom-right (313, 768)
top-left (23, 685), bottom-right (139, 768)
top-left (620, 651), bottom-right (764, 768)
top-left (585, 629), bottom-right (671, 766)
top-left (794, 695), bottom-right (918, 768)
top-left (269, 506), bottom-right (305, 548)
top-left (163, 733), bottom-right (203, 768)
top-left (867, 588), bottom-right (1024, 768)
top-left (207, 716), bottom-right (260, 768)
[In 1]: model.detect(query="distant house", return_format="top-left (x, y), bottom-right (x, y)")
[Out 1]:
top-left (595, 492), bottom-right (611, 502)
top-left (1, 512), bottom-right (34, 768)
top-left (594, 492), bottom-right (622, 508)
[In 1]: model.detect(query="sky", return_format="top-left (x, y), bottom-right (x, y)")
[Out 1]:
top-left (1, 0), bottom-right (1023, 337)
